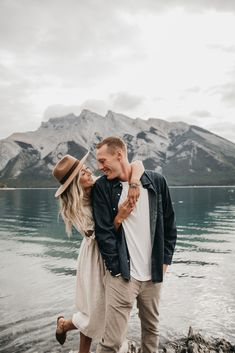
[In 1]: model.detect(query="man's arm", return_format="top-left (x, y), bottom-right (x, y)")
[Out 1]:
top-left (161, 176), bottom-right (177, 265)
top-left (92, 180), bottom-right (121, 276)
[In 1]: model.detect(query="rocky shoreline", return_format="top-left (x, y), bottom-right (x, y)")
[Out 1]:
top-left (126, 327), bottom-right (235, 353)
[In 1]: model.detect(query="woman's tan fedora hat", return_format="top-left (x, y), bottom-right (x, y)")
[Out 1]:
top-left (53, 151), bottom-right (90, 198)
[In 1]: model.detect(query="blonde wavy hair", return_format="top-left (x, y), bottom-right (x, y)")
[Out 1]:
top-left (59, 172), bottom-right (94, 237)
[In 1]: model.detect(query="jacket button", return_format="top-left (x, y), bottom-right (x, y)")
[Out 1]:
top-left (113, 207), bottom-right (116, 211)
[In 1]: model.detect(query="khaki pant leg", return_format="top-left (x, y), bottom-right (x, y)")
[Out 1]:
top-left (96, 272), bottom-right (139, 353)
top-left (137, 281), bottom-right (162, 353)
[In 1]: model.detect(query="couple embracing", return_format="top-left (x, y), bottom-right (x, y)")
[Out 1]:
top-left (53, 136), bottom-right (177, 353)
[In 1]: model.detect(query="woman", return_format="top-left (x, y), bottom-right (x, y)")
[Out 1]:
top-left (52, 151), bottom-right (144, 352)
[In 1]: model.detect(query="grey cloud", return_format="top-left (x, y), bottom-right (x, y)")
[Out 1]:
top-left (209, 82), bottom-right (235, 106)
top-left (1, 0), bottom-right (235, 58)
top-left (43, 105), bottom-right (82, 120)
top-left (0, 62), bottom-right (51, 139)
top-left (190, 110), bottom-right (212, 118)
top-left (221, 83), bottom-right (235, 105)
top-left (109, 92), bottom-right (145, 111)
top-left (43, 99), bottom-right (108, 121)
top-left (0, 0), bottom-right (141, 55)
top-left (0, 0), bottom-right (142, 88)
top-left (184, 86), bottom-right (201, 93)
top-left (115, 0), bottom-right (235, 14)
top-left (1, 0), bottom-right (234, 89)
top-left (1, 0), bottom-right (235, 141)
top-left (207, 44), bottom-right (235, 53)
top-left (43, 93), bottom-right (144, 121)
top-left (165, 115), bottom-right (187, 123)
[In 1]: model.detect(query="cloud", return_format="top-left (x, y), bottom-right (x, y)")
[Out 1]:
top-left (43, 92), bottom-right (145, 121)
top-left (190, 110), bottom-right (212, 118)
top-left (184, 86), bottom-right (201, 93)
top-left (109, 92), bottom-right (145, 111)
top-left (209, 82), bottom-right (235, 106)
top-left (43, 99), bottom-right (109, 120)
top-left (0, 0), bottom-right (144, 93)
top-left (207, 44), bottom-right (235, 53)
top-left (108, 0), bottom-right (235, 15)
top-left (221, 83), bottom-right (235, 105)
top-left (139, 0), bottom-right (235, 14)
top-left (1, 0), bottom-right (235, 143)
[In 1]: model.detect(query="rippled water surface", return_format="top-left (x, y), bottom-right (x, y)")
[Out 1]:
top-left (0, 187), bottom-right (235, 352)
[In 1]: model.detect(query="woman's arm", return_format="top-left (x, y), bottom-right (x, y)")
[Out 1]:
top-left (128, 160), bottom-right (145, 207)
top-left (130, 160), bottom-right (145, 184)
top-left (113, 161), bottom-right (145, 230)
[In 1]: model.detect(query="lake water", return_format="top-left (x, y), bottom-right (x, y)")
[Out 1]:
top-left (0, 187), bottom-right (235, 352)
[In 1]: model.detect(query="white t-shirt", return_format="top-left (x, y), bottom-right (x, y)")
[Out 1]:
top-left (118, 182), bottom-right (152, 281)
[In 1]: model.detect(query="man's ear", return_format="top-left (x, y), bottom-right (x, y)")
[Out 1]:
top-left (117, 149), bottom-right (123, 161)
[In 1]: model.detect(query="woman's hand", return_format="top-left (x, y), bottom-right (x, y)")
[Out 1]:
top-left (129, 160), bottom-right (144, 207)
top-left (114, 198), bottom-right (134, 230)
top-left (85, 230), bottom-right (94, 237)
top-left (128, 183), bottom-right (140, 208)
top-left (118, 198), bottom-right (134, 220)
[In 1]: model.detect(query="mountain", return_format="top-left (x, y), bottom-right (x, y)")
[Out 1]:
top-left (0, 109), bottom-right (235, 187)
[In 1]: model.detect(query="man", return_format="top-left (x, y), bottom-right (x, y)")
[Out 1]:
top-left (92, 136), bottom-right (177, 353)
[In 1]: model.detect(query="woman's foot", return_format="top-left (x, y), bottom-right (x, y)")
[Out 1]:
top-left (55, 316), bottom-right (67, 345)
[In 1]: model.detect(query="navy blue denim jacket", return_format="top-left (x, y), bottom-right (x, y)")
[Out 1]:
top-left (92, 170), bottom-right (177, 283)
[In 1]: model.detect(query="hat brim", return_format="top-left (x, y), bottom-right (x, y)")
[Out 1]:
top-left (54, 151), bottom-right (90, 198)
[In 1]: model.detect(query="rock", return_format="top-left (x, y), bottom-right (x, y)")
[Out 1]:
top-left (72, 328), bottom-right (235, 353)
top-left (160, 328), bottom-right (235, 353)
top-left (188, 341), bottom-right (199, 353)
top-left (188, 326), bottom-right (194, 338)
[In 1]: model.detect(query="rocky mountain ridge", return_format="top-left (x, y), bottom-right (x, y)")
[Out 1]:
top-left (0, 109), bottom-right (235, 187)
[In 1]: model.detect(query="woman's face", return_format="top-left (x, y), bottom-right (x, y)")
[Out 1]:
top-left (79, 165), bottom-right (94, 190)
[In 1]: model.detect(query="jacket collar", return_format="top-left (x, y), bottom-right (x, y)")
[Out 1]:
top-left (141, 172), bottom-right (152, 187)
top-left (141, 172), bottom-right (157, 193)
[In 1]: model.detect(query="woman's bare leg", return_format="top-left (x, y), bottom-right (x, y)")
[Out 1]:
top-left (57, 317), bottom-right (76, 334)
top-left (63, 318), bottom-right (77, 332)
top-left (79, 332), bottom-right (92, 353)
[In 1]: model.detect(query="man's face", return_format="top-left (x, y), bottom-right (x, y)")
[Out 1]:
top-left (96, 144), bottom-right (122, 180)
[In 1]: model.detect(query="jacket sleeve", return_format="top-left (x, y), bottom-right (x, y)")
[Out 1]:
top-left (92, 180), bottom-right (121, 275)
top-left (161, 176), bottom-right (177, 265)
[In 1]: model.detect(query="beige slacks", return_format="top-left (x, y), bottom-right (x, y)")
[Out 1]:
top-left (96, 271), bottom-right (162, 353)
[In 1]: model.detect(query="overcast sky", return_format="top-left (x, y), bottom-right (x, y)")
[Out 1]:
top-left (1, 0), bottom-right (235, 142)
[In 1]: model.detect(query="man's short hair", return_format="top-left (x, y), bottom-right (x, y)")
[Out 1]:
top-left (96, 136), bottom-right (127, 155)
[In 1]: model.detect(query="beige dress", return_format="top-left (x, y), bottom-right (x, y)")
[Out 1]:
top-left (71, 202), bottom-right (106, 340)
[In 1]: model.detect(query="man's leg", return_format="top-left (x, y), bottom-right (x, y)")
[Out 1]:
top-left (96, 272), bottom-right (139, 353)
top-left (137, 281), bottom-right (162, 353)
